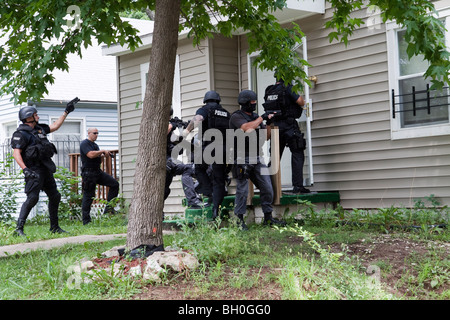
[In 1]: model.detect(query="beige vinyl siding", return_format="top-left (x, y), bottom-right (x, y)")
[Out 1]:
top-left (117, 49), bottom-right (147, 199)
top-left (166, 38), bottom-right (210, 215)
top-left (298, 4), bottom-right (450, 208)
top-left (118, 39), bottom-right (212, 214)
top-left (179, 38), bottom-right (210, 120)
top-left (118, 1), bottom-right (450, 211)
top-left (212, 34), bottom-right (240, 113)
top-left (238, 35), bottom-right (249, 91)
top-left (165, 35), bottom-right (241, 214)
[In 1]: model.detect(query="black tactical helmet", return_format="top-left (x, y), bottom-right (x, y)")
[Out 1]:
top-left (19, 106), bottom-right (38, 122)
top-left (238, 90), bottom-right (257, 106)
top-left (203, 90), bottom-right (221, 103)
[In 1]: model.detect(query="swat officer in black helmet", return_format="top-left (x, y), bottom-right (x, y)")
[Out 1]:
top-left (11, 99), bottom-right (78, 236)
top-left (229, 89), bottom-right (286, 230)
top-left (183, 90), bottom-right (231, 219)
top-left (264, 72), bottom-right (310, 194)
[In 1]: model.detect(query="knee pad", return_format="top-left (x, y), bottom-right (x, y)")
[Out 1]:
top-left (24, 194), bottom-right (40, 208)
top-left (48, 191), bottom-right (61, 203)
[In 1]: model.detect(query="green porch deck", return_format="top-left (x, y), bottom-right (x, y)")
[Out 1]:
top-left (164, 191), bottom-right (340, 225)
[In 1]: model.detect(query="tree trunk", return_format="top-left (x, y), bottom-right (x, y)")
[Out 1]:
top-left (126, 0), bottom-right (181, 250)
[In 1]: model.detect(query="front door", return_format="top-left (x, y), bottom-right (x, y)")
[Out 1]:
top-left (250, 37), bottom-right (314, 188)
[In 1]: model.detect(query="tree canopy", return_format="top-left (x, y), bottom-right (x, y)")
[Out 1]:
top-left (2, 0), bottom-right (448, 105)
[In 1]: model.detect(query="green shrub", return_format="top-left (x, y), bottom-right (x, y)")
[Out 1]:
top-left (53, 166), bottom-right (83, 220)
top-left (0, 155), bottom-right (21, 222)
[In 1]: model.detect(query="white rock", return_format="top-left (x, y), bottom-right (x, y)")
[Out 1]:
top-left (147, 250), bottom-right (198, 272)
top-left (129, 266), bottom-right (142, 277)
top-left (143, 259), bottom-right (165, 282)
top-left (101, 246), bottom-right (125, 258)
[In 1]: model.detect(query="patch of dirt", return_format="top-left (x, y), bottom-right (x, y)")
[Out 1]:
top-left (90, 256), bottom-right (282, 300)
top-left (134, 266), bottom-right (282, 300)
top-left (91, 256), bottom-right (147, 276)
top-left (328, 234), bottom-right (450, 298)
top-left (92, 233), bottom-right (448, 300)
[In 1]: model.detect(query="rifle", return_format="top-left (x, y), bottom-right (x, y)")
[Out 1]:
top-left (262, 110), bottom-right (283, 122)
top-left (169, 117), bottom-right (190, 145)
top-left (169, 117), bottom-right (190, 129)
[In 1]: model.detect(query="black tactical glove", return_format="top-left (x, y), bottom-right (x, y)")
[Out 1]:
top-left (261, 112), bottom-right (273, 125)
top-left (261, 112), bottom-right (270, 121)
top-left (65, 97), bottom-right (80, 114)
top-left (23, 168), bottom-right (39, 179)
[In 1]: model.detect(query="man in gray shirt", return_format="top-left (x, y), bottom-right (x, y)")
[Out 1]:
top-left (229, 90), bottom-right (286, 230)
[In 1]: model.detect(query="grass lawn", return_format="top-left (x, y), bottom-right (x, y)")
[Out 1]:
top-left (0, 210), bottom-right (448, 301)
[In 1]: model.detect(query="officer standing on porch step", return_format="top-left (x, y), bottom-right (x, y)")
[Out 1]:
top-left (11, 99), bottom-right (79, 236)
top-left (183, 90), bottom-right (231, 219)
top-left (264, 72), bottom-right (310, 194)
top-left (229, 89), bottom-right (286, 230)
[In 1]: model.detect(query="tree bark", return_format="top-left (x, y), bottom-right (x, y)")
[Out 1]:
top-left (126, 0), bottom-right (181, 250)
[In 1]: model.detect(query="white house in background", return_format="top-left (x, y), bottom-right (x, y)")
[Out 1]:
top-left (0, 33), bottom-right (120, 217)
top-left (103, 1), bottom-right (450, 215)
top-left (0, 38), bottom-right (118, 156)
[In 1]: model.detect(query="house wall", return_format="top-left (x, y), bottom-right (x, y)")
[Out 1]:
top-left (211, 34), bottom-right (240, 114)
top-left (117, 49), bottom-right (149, 201)
top-left (35, 106), bottom-right (118, 151)
top-left (118, 35), bottom-right (242, 214)
top-left (0, 94), bottom-right (19, 143)
top-left (118, 1), bottom-right (450, 211)
top-left (118, 39), bottom-right (210, 214)
top-left (294, 3), bottom-right (450, 208)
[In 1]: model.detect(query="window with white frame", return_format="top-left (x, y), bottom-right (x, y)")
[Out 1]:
top-left (50, 119), bottom-right (83, 142)
top-left (387, 9), bottom-right (450, 140)
top-left (49, 118), bottom-right (83, 169)
top-left (2, 121), bottom-right (18, 143)
top-left (140, 55), bottom-right (181, 117)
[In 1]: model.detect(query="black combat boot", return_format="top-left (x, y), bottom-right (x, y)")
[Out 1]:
top-left (50, 226), bottom-right (68, 234)
top-left (212, 207), bottom-right (219, 220)
top-left (15, 219), bottom-right (27, 237)
top-left (50, 218), bottom-right (67, 234)
top-left (236, 214), bottom-right (249, 231)
top-left (263, 212), bottom-right (286, 227)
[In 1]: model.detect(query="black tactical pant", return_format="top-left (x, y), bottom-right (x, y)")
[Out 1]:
top-left (234, 160), bottom-right (273, 216)
top-left (195, 162), bottom-right (227, 212)
top-left (18, 166), bottom-right (61, 230)
top-left (273, 119), bottom-right (306, 189)
top-left (81, 168), bottom-right (119, 224)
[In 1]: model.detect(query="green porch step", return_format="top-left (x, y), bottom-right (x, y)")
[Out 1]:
top-left (172, 191), bottom-right (340, 224)
top-left (253, 191), bottom-right (340, 206)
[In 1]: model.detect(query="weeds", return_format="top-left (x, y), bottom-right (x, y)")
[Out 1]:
top-left (0, 194), bottom-right (448, 300)
top-left (53, 167), bottom-right (83, 220)
top-left (0, 155), bottom-right (21, 222)
top-left (168, 217), bottom-right (254, 264)
top-left (276, 224), bottom-right (396, 300)
top-left (289, 197), bottom-right (449, 234)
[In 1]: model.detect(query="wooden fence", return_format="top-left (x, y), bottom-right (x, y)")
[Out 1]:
top-left (69, 150), bottom-right (119, 200)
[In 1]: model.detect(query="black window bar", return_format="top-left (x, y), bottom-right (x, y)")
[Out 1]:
top-left (391, 84), bottom-right (450, 118)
